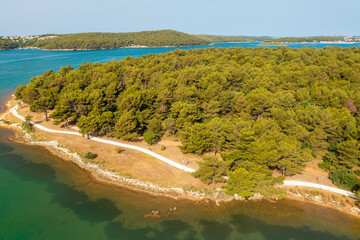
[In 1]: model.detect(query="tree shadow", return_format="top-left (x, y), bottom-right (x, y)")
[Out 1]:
top-left (230, 214), bottom-right (352, 240)
top-left (199, 219), bottom-right (234, 240)
top-left (47, 182), bottom-right (122, 223)
top-left (0, 153), bottom-right (56, 182)
top-left (0, 152), bottom-right (122, 224)
top-left (104, 219), bottom-right (197, 240)
top-left (0, 142), bottom-right (15, 154)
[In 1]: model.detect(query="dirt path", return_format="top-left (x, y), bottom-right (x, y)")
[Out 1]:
top-left (283, 181), bottom-right (357, 198)
top-left (8, 105), bottom-right (359, 199)
top-left (10, 105), bottom-right (196, 173)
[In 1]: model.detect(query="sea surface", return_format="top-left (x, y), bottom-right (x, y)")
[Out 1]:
top-left (0, 43), bottom-right (360, 239)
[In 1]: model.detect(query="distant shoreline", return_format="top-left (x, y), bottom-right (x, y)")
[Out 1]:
top-left (3, 44), bottom-right (213, 51)
top-left (265, 41), bottom-right (359, 44)
top-left (2, 41), bottom-right (360, 51)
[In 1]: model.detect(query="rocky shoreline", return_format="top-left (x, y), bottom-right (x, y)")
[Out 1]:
top-left (0, 98), bottom-right (359, 219)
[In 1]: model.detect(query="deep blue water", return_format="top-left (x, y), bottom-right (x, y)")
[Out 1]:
top-left (0, 43), bottom-right (360, 239)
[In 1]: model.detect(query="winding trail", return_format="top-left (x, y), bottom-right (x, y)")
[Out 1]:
top-left (7, 105), bottom-right (359, 199)
top-left (283, 181), bottom-right (357, 198)
top-left (10, 105), bottom-right (196, 173)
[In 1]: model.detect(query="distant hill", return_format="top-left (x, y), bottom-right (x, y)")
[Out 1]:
top-left (197, 34), bottom-right (271, 43)
top-left (0, 39), bottom-right (20, 50)
top-left (0, 30), bottom-right (355, 50)
top-left (264, 36), bottom-right (345, 43)
top-left (32, 30), bottom-right (212, 50)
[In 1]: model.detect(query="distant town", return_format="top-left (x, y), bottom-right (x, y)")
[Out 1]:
top-left (1, 31), bottom-right (360, 51)
top-left (1, 34), bottom-right (359, 43)
top-left (344, 36), bottom-right (360, 42)
top-left (1, 35), bottom-right (58, 41)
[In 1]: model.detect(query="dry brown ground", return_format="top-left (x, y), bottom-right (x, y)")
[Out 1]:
top-left (3, 99), bottom-right (209, 189)
top-left (285, 154), bottom-right (336, 187)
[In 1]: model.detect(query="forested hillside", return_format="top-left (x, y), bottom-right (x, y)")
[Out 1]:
top-left (197, 35), bottom-right (270, 43)
top-left (264, 36), bottom-right (345, 43)
top-left (15, 46), bottom-right (360, 197)
top-left (32, 30), bottom-right (211, 50)
top-left (1, 31), bottom-right (352, 50)
top-left (0, 39), bottom-right (20, 50)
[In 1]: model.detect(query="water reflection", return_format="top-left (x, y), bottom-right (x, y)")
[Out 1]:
top-left (48, 182), bottom-right (122, 223)
top-left (199, 219), bottom-right (233, 240)
top-left (0, 153), bottom-right (56, 182)
top-left (105, 219), bottom-right (197, 240)
top-left (230, 214), bottom-right (351, 240)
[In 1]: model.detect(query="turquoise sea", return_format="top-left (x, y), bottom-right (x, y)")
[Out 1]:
top-left (0, 43), bottom-right (360, 239)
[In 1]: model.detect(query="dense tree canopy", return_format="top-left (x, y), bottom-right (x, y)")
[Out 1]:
top-left (264, 36), bottom-right (345, 43)
top-left (33, 30), bottom-right (211, 50)
top-left (0, 38), bottom-right (38, 50)
top-left (197, 35), bottom-right (270, 43)
top-left (0, 39), bottom-right (20, 50)
top-left (15, 46), bottom-right (360, 196)
top-left (1, 31), bottom-right (353, 51)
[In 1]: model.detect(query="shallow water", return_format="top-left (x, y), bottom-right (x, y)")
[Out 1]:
top-left (1, 43), bottom-right (360, 239)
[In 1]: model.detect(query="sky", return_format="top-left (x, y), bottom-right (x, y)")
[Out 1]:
top-left (1, 0), bottom-right (359, 37)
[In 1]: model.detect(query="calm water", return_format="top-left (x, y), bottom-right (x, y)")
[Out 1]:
top-left (1, 43), bottom-right (360, 239)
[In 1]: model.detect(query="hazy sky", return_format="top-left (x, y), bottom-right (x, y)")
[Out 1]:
top-left (2, 0), bottom-right (359, 36)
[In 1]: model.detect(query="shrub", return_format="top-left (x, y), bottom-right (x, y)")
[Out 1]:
top-left (183, 185), bottom-right (193, 192)
top-left (143, 130), bottom-right (159, 145)
top-left (115, 147), bottom-right (124, 153)
top-left (53, 120), bottom-right (61, 125)
top-left (318, 152), bottom-right (336, 172)
top-left (21, 121), bottom-right (34, 133)
top-left (355, 190), bottom-right (360, 207)
top-left (330, 169), bottom-right (356, 190)
top-left (193, 156), bottom-right (229, 184)
top-left (354, 170), bottom-right (360, 176)
top-left (161, 145), bottom-right (166, 151)
top-left (301, 140), bottom-right (311, 149)
top-left (318, 161), bottom-right (334, 172)
top-left (1, 119), bottom-right (11, 125)
top-left (84, 152), bottom-right (98, 159)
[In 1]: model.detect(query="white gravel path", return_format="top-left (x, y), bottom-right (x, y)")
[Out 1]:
top-left (283, 181), bottom-right (357, 198)
top-left (8, 105), bottom-right (360, 199)
top-left (10, 105), bottom-right (195, 173)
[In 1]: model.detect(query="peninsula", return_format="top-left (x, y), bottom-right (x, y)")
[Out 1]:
top-left (3, 46), bottom-right (358, 207)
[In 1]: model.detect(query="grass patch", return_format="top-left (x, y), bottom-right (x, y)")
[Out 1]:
top-left (0, 119), bottom-right (12, 125)
top-left (84, 152), bottom-right (98, 159)
top-left (53, 120), bottom-right (61, 125)
top-left (115, 147), bottom-right (124, 153)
